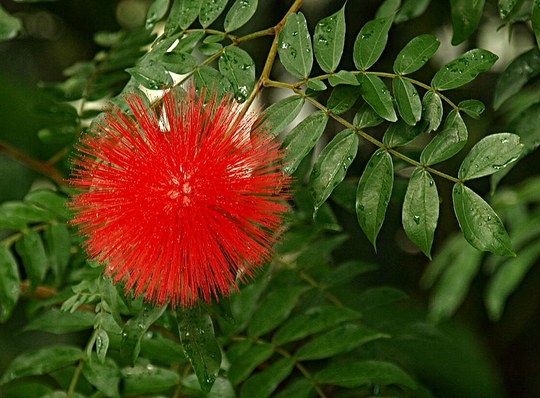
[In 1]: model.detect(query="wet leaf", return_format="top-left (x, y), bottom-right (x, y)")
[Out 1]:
top-left (402, 168), bottom-right (439, 258)
top-left (327, 85), bottom-right (361, 114)
top-left (353, 102), bottom-right (384, 128)
top-left (145, 0), bottom-right (169, 29)
top-left (224, 0), bottom-right (257, 32)
top-left (431, 49), bottom-right (498, 91)
top-left (393, 77), bottom-right (421, 125)
top-left (395, 0), bottom-right (431, 22)
top-left (199, 0), bottom-right (228, 28)
top-left (219, 46), bottom-right (255, 101)
top-left (450, 0), bottom-right (485, 45)
top-left (15, 229), bottom-right (48, 288)
top-left (278, 12), bottom-right (313, 79)
top-left (459, 133), bottom-right (523, 180)
top-left (420, 110), bottom-right (467, 165)
top-left (358, 73), bottom-right (397, 122)
top-left (453, 184), bottom-right (515, 256)
top-left (259, 95), bottom-right (304, 136)
top-left (0, 245), bottom-right (20, 322)
top-left (328, 70), bottom-right (360, 86)
top-left (314, 5), bottom-right (346, 73)
top-left (393, 34), bottom-right (440, 74)
top-left (126, 62), bottom-right (173, 89)
top-left (353, 16), bottom-right (393, 70)
top-left (165, 0), bottom-right (200, 32)
top-left (356, 149), bottom-right (394, 249)
top-left (24, 309), bottom-right (94, 334)
top-left (421, 91), bottom-right (443, 132)
top-left (122, 365), bottom-right (180, 394)
top-left (498, 0), bottom-right (519, 18)
top-left (458, 99), bottom-right (485, 119)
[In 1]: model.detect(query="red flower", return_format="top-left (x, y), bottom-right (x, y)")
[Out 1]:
top-left (70, 87), bottom-right (290, 307)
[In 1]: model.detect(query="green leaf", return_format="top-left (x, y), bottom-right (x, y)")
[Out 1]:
top-left (533, 0), bottom-right (540, 48)
top-left (485, 241), bottom-right (540, 321)
top-left (160, 51), bottom-right (197, 74)
top-left (122, 365), bottom-right (180, 394)
top-left (248, 284), bottom-right (309, 336)
top-left (458, 99), bottom-right (485, 119)
top-left (353, 16), bottom-right (393, 70)
top-left (24, 309), bottom-right (94, 334)
top-left (0, 345), bottom-right (82, 384)
top-left (357, 286), bottom-right (408, 311)
top-left (146, 0), bottom-right (170, 29)
top-left (382, 118), bottom-right (424, 147)
top-left (95, 329), bottom-right (110, 363)
top-left (420, 110), bottom-right (468, 165)
top-left (282, 111), bottom-right (329, 175)
top-left (126, 62), bottom-right (173, 89)
top-left (44, 223), bottom-right (71, 285)
top-left (310, 129), bottom-right (358, 213)
top-left (228, 343), bottom-right (274, 385)
top-left (306, 79), bottom-right (327, 91)
top-left (224, 0), bottom-right (257, 32)
top-left (194, 66), bottom-right (232, 98)
top-left (453, 184), bottom-right (515, 256)
top-left (431, 49), bottom-right (498, 91)
top-left (15, 229), bottom-right (48, 287)
top-left (458, 133), bottom-right (523, 180)
top-left (199, 0), bottom-right (228, 28)
top-left (450, 0), bottom-right (485, 45)
top-left (240, 357), bottom-right (294, 398)
top-left (428, 241), bottom-right (482, 321)
top-left (353, 102), bottom-right (384, 128)
top-left (0, 201), bottom-right (56, 228)
top-left (314, 5), bottom-right (346, 73)
top-left (358, 73), bottom-right (397, 122)
top-left (198, 42), bottom-right (223, 55)
top-left (376, 0), bottom-right (401, 18)
top-left (83, 355), bottom-right (121, 398)
top-left (395, 0), bottom-right (431, 22)
top-left (493, 49), bottom-right (540, 110)
top-left (175, 31), bottom-right (205, 52)
top-left (402, 168), bottom-right (439, 258)
top-left (140, 329), bottom-right (187, 364)
top-left (356, 149), bottom-right (394, 249)
top-left (499, 0), bottom-right (519, 18)
top-left (121, 304), bottom-right (166, 365)
top-left (0, 5), bottom-right (22, 41)
top-left (393, 34), bottom-right (440, 74)
top-left (165, 0), bottom-right (201, 32)
top-left (327, 85), bottom-right (361, 115)
top-left (259, 95), bottom-right (304, 137)
top-left (278, 12), bottom-right (313, 79)
top-left (273, 306), bottom-right (361, 345)
top-left (274, 378), bottom-right (313, 398)
top-left (0, 245), bottom-right (20, 322)
top-left (178, 307), bottom-right (221, 392)
top-left (24, 189), bottom-right (70, 220)
top-left (315, 360), bottom-right (417, 389)
top-left (328, 70), bottom-right (360, 86)
top-left (393, 77), bottom-right (422, 125)
top-left (296, 324), bottom-right (389, 361)
top-left (322, 260), bottom-right (378, 287)
top-left (219, 46), bottom-right (255, 101)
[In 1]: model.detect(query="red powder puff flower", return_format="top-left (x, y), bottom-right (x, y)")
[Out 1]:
top-left (70, 87), bottom-right (290, 307)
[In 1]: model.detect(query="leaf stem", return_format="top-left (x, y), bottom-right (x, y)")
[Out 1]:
top-left (67, 328), bottom-right (98, 397)
top-left (264, 79), bottom-right (461, 184)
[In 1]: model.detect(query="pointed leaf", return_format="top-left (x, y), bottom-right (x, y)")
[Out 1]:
top-left (485, 241), bottom-right (540, 321)
top-left (353, 102), bottom-right (384, 128)
top-left (450, 0), bottom-right (485, 45)
top-left (240, 357), bottom-right (294, 398)
top-left (314, 5), bottom-right (346, 73)
top-left (393, 34), bottom-right (440, 74)
top-left (228, 343), bottom-right (274, 385)
top-left (224, 0), bottom-right (257, 32)
top-left (310, 129), bottom-right (358, 212)
top-left (0, 346), bottom-right (82, 384)
top-left (278, 12), bottom-right (313, 79)
top-left (122, 365), bottom-right (180, 394)
top-left (219, 46), bottom-right (255, 101)
top-left (420, 110), bottom-right (467, 165)
top-left (432, 49), bottom-right (498, 91)
top-left (306, 79), bottom-right (327, 91)
top-left (24, 189), bottom-right (70, 220)
top-left (395, 0), bottom-right (431, 22)
top-left (458, 133), bottom-right (523, 180)
top-left (315, 360), bottom-right (417, 389)
top-left (178, 307), bottom-right (221, 392)
top-left (453, 184), bottom-right (514, 256)
top-left (248, 284), bottom-right (309, 337)
top-left (393, 77), bottom-right (422, 125)
top-left (458, 99), bottom-right (485, 119)
top-left (353, 16), bottom-right (393, 70)
top-left (274, 379), bottom-right (313, 398)
top-left (273, 306), bottom-right (361, 345)
top-left (356, 149), bottom-right (394, 249)
top-left (199, 0), bottom-right (228, 28)
top-left (259, 95), bottom-right (304, 136)
top-left (382, 118), bottom-right (424, 147)
top-left (358, 74), bottom-right (397, 121)
top-left (376, 0), bottom-right (401, 18)
top-left (327, 85), bottom-right (361, 115)
top-left (493, 48), bottom-right (540, 110)
top-left (328, 70), bottom-right (359, 86)
top-left (0, 245), bottom-right (20, 322)
top-left (15, 229), bottom-right (48, 287)
top-left (402, 168), bottom-right (439, 258)
top-left (296, 324), bottom-right (389, 361)
top-left (165, 0), bottom-right (201, 32)
top-left (127, 62), bottom-right (173, 90)
top-left (282, 111), bottom-right (329, 175)
top-left (160, 51), bottom-right (197, 74)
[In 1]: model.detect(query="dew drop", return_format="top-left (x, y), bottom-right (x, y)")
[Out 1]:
top-left (413, 215), bottom-right (421, 225)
